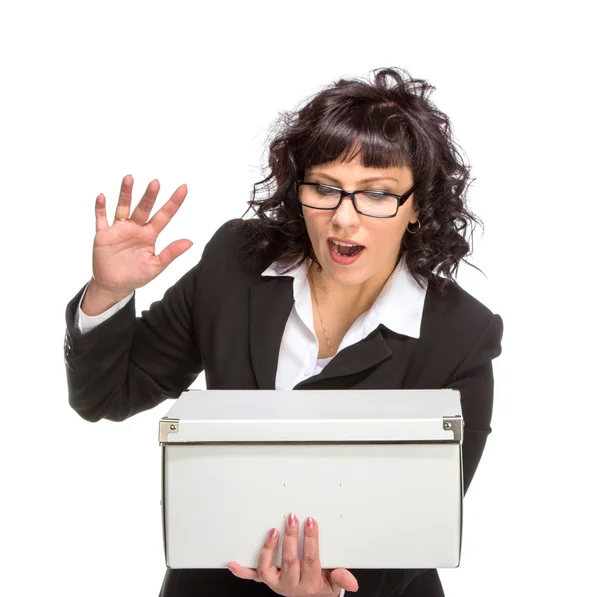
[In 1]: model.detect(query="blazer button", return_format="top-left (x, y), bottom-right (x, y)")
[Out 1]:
top-left (64, 333), bottom-right (72, 356)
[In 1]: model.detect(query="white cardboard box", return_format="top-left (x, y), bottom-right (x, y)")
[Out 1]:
top-left (159, 389), bottom-right (464, 570)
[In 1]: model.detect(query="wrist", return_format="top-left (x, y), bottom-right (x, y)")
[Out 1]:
top-left (81, 278), bottom-right (133, 316)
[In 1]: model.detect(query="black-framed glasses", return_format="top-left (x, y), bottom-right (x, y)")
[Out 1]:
top-left (295, 180), bottom-right (418, 218)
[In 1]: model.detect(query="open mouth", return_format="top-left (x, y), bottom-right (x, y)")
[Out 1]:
top-left (329, 239), bottom-right (365, 257)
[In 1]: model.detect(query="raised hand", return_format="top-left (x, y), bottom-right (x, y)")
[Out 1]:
top-left (81, 174), bottom-right (193, 315)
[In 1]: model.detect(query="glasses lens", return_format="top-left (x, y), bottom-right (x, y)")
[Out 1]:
top-left (298, 184), bottom-right (399, 217)
top-left (355, 192), bottom-right (398, 217)
top-left (298, 184), bottom-right (340, 208)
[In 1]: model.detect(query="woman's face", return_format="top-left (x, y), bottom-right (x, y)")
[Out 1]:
top-left (302, 154), bottom-right (419, 288)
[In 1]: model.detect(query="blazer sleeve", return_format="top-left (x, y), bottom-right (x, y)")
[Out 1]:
top-left (63, 232), bottom-right (220, 422)
top-left (447, 312), bottom-right (504, 495)
top-left (351, 312), bottom-right (504, 596)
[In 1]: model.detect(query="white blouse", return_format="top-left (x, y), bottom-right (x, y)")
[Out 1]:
top-left (261, 253), bottom-right (427, 389)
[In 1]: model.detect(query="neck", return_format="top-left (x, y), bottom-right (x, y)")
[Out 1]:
top-left (308, 260), bottom-right (395, 316)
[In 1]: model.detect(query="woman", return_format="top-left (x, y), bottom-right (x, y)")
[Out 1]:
top-left (64, 67), bottom-right (503, 597)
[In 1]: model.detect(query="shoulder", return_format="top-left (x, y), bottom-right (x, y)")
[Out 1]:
top-left (424, 273), bottom-right (499, 325)
top-left (192, 218), bottom-right (272, 283)
top-left (420, 275), bottom-right (503, 361)
top-left (202, 218), bottom-right (254, 254)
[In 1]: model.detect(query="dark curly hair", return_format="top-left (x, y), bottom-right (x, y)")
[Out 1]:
top-left (234, 66), bottom-right (484, 294)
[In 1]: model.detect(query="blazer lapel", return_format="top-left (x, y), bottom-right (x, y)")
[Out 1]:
top-left (250, 278), bottom-right (419, 390)
top-left (294, 326), bottom-right (403, 389)
top-left (249, 277), bottom-right (294, 389)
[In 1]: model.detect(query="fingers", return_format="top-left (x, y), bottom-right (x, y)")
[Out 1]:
top-left (300, 517), bottom-right (322, 590)
top-left (328, 568), bottom-right (359, 593)
top-left (147, 183), bottom-right (188, 235)
top-left (104, 176), bottom-right (187, 233)
top-left (129, 179), bottom-right (160, 226)
top-left (114, 174), bottom-right (134, 221)
top-left (255, 527), bottom-right (281, 587)
top-left (278, 512), bottom-right (301, 587)
top-left (95, 193), bottom-right (109, 232)
top-left (228, 516), bottom-right (347, 596)
top-left (226, 561), bottom-right (261, 582)
top-left (156, 239), bottom-right (194, 270)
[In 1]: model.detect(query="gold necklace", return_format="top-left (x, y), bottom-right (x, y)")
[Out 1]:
top-left (311, 269), bottom-right (334, 358)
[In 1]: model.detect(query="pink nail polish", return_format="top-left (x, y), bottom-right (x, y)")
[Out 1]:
top-left (270, 528), bottom-right (278, 540)
top-left (288, 513), bottom-right (297, 526)
top-left (306, 517), bottom-right (315, 528)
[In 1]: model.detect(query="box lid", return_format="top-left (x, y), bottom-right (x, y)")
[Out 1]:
top-left (159, 389), bottom-right (463, 444)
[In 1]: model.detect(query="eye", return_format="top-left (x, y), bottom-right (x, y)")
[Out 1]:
top-left (363, 191), bottom-right (391, 199)
top-left (315, 184), bottom-right (338, 195)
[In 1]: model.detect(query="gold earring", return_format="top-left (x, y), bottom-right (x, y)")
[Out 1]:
top-left (406, 218), bottom-right (421, 234)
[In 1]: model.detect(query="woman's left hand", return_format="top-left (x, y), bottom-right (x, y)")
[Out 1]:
top-left (227, 513), bottom-right (359, 596)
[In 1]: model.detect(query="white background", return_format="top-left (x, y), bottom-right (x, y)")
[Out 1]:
top-left (1, 1), bottom-right (598, 595)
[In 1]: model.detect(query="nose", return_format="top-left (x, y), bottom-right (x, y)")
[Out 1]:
top-left (331, 194), bottom-right (361, 229)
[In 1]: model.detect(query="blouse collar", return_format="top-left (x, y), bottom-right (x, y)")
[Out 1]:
top-left (261, 252), bottom-right (427, 339)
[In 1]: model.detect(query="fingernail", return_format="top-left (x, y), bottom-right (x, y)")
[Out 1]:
top-left (306, 517), bottom-right (315, 528)
top-left (270, 528), bottom-right (278, 540)
top-left (288, 513), bottom-right (297, 526)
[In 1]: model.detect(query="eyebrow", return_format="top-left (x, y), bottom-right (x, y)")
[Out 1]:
top-left (307, 172), bottom-right (399, 185)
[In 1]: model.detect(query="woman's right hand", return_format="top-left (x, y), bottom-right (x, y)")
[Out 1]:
top-left (81, 174), bottom-right (193, 315)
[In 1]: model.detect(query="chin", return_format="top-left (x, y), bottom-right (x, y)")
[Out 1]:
top-left (321, 262), bottom-right (370, 286)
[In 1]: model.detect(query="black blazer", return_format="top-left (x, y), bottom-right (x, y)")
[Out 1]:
top-left (64, 219), bottom-right (503, 597)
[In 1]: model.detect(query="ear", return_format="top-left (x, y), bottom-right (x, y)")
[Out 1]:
top-left (407, 193), bottom-right (419, 223)
top-left (409, 206), bottom-right (420, 224)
